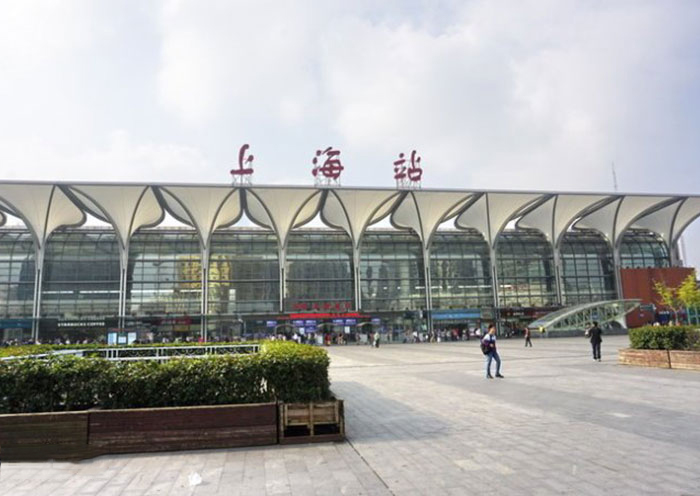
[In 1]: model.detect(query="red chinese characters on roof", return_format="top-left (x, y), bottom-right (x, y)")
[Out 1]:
top-left (394, 150), bottom-right (423, 188)
top-left (231, 144), bottom-right (255, 184)
top-left (312, 146), bottom-right (344, 186)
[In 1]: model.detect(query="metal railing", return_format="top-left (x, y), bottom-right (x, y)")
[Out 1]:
top-left (1, 344), bottom-right (260, 361)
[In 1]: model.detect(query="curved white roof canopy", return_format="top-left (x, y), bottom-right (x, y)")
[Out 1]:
top-left (391, 191), bottom-right (474, 250)
top-left (321, 189), bottom-right (401, 248)
top-left (67, 185), bottom-right (164, 250)
top-left (244, 187), bottom-right (322, 248)
top-left (631, 199), bottom-right (685, 249)
top-left (575, 195), bottom-right (677, 248)
top-left (457, 192), bottom-right (544, 247)
top-left (0, 184), bottom-right (85, 248)
top-left (157, 186), bottom-right (242, 247)
top-left (671, 197), bottom-right (700, 246)
top-left (517, 194), bottom-right (614, 247)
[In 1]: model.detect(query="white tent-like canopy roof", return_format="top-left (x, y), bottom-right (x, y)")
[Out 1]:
top-left (0, 181), bottom-right (698, 258)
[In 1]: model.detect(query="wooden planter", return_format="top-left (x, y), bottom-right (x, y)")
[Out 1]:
top-left (0, 402), bottom-right (277, 461)
top-left (88, 403), bottom-right (278, 456)
top-left (669, 351), bottom-right (700, 371)
top-left (279, 400), bottom-right (345, 444)
top-left (0, 411), bottom-right (91, 461)
top-left (618, 349), bottom-right (670, 368)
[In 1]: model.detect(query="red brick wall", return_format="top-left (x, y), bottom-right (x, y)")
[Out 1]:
top-left (620, 267), bottom-right (694, 327)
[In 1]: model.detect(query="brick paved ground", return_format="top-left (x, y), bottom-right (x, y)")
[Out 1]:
top-left (1, 335), bottom-right (699, 495)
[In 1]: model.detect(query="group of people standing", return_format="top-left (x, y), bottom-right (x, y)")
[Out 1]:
top-left (481, 321), bottom-right (604, 379)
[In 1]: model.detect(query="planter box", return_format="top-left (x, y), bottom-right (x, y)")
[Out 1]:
top-left (0, 400), bottom-right (345, 461)
top-left (0, 411), bottom-right (91, 461)
top-left (279, 400), bottom-right (345, 444)
top-left (669, 351), bottom-right (700, 371)
top-left (88, 403), bottom-right (278, 456)
top-left (0, 403), bottom-right (277, 461)
top-left (618, 349), bottom-right (670, 368)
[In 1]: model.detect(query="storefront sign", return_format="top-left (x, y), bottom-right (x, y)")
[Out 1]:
top-left (265, 320), bottom-right (277, 328)
top-left (431, 310), bottom-right (481, 321)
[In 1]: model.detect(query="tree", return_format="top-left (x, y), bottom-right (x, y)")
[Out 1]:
top-left (677, 272), bottom-right (700, 311)
top-left (653, 279), bottom-right (682, 324)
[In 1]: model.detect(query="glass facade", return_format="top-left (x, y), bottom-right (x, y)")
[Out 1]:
top-left (208, 231), bottom-right (279, 315)
top-left (0, 221), bottom-right (681, 340)
top-left (429, 231), bottom-right (491, 309)
top-left (41, 230), bottom-right (120, 318)
top-left (360, 232), bottom-right (425, 311)
top-left (620, 231), bottom-right (669, 268)
top-left (0, 230), bottom-right (35, 318)
top-left (285, 231), bottom-right (353, 312)
top-left (496, 231), bottom-right (556, 307)
top-left (560, 231), bottom-right (616, 305)
top-left (127, 230), bottom-right (202, 317)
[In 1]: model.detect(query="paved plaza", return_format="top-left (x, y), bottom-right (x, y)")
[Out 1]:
top-left (1, 335), bottom-right (699, 495)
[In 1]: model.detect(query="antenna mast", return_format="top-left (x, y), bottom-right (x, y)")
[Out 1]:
top-left (611, 162), bottom-right (618, 192)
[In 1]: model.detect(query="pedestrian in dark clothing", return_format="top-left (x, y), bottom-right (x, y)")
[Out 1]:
top-left (482, 324), bottom-right (504, 379)
top-left (524, 327), bottom-right (532, 347)
top-left (587, 321), bottom-right (602, 361)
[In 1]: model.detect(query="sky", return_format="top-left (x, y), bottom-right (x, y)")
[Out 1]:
top-left (1, 0), bottom-right (699, 265)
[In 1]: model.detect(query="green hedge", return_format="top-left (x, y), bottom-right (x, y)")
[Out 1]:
top-left (628, 326), bottom-right (700, 351)
top-left (0, 342), bottom-right (331, 414)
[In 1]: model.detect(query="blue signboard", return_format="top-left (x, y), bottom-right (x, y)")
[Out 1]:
top-left (0, 319), bottom-right (32, 329)
top-left (344, 318), bottom-right (357, 325)
top-left (332, 318), bottom-right (345, 325)
top-left (431, 309), bottom-right (481, 321)
top-left (265, 320), bottom-right (277, 328)
top-left (304, 319), bottom-right (317, 326)
top-left (292, 320), bottom-right (305, 327)
top-left (371, 317), bottom-right (381, 325)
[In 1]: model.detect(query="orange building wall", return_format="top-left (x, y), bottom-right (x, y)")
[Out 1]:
top-left (620, 267), bottom-right (694, 327)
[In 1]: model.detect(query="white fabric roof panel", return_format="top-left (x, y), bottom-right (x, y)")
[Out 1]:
top-left (672, 197), bottom-right (700, 245)
top-left (158, 186), bottom-right (241, 246)
top-left (245, 187), bottom-right (322, 248)
top-left (391, 191), bottom-right (472, 249)
top-left (458, 193), bottom-right (543, 246)
top-left (69, 185), bottom-right (164, 249)
top-left (631, 199), bottom-right (684, 247)
top-left (0, 184), bottom-right (85, 247)
top-left (612, 195), bottom-right (675, 246)
top-left (573, 198), bottom-right (620, 244)
top-left (321, 189), bottom-right (401, 247)
top-left (517, 194), bottom-right (613, 246)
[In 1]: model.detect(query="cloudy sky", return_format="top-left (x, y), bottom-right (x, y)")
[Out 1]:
top-left (1, 0), bottom-right (699, 264)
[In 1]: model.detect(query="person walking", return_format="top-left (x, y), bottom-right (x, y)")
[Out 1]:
top-left (482, 324), bottom-right (504, 379)
top-left (524, 327), bottom-right (533, 347)
top-left (587, 321), bottom-right (603, 361)
top-left (373, 330), bottom-right (381, 348)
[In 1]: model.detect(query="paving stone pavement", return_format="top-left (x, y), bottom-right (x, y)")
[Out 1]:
top-left (2, 335), bottom-right (699, 495)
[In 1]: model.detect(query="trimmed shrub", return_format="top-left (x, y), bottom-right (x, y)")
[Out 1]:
top-left (260, 341), bottom-right (331, 402)
top-left (0, 342), bottom-right (331, 414)
top-left (628, 326), bottom-right (700, 351)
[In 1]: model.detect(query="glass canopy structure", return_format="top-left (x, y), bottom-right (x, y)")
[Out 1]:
top-left (527, 299), bottom-right (642, 333)
top-left (0, 182), bottom-right (698, 342)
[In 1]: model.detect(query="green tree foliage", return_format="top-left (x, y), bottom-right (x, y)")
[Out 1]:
top-left (677, 272), bottom-right (700, 310)
top-left (653, 279), bottom-right (682, 323)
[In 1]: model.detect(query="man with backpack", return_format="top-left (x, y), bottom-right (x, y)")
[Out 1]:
top-left (481, 324), bottom-right (504, 379)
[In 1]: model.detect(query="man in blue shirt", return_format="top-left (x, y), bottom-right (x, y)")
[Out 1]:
top-left (483, 324), bottom-right (504, 379)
